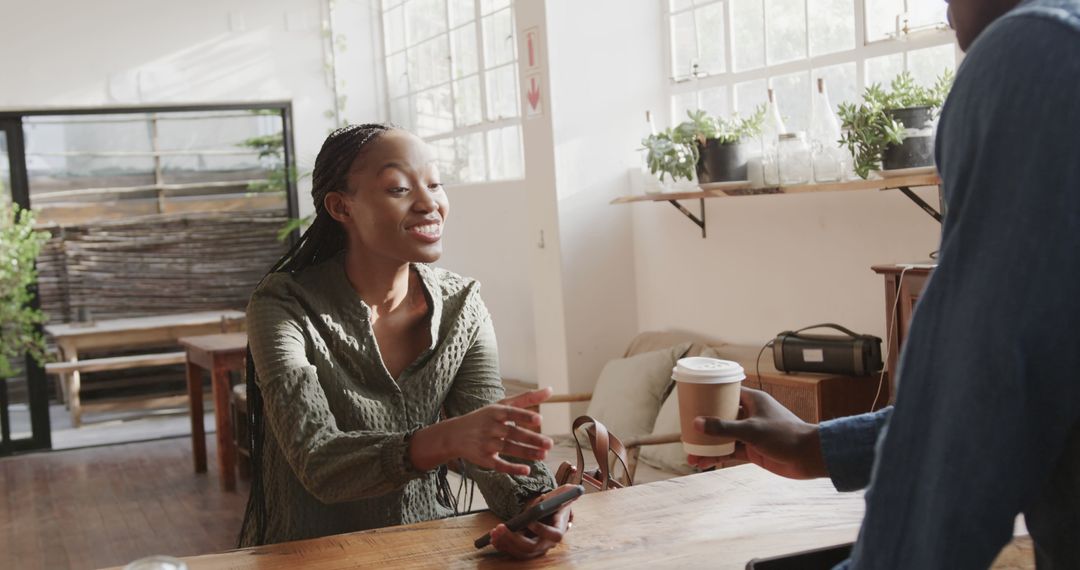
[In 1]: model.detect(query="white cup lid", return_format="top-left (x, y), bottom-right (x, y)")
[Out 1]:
top-left (672, 357), bottom-right (746, 384)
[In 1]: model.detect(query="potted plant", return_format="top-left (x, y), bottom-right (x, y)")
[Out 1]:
top-left (641, 106), bottom-right (765, 185)
top-left (838, 70), bottom-right (954, 179)
top-left (0, 203), bottom-right (50, 379)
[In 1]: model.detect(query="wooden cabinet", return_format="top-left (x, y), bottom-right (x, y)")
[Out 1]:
top-left (747, 369), bottom-right (886, 423)
top-left (871, 264), bottom-right (935, 404)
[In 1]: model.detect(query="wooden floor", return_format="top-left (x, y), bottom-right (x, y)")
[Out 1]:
top-left (0, 437), bottom-right (248, 570)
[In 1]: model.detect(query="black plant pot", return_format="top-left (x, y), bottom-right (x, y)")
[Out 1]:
top-left (696, 140), bottom-right (748, 184)
top-left (881, 106), bottom-right (935, 171)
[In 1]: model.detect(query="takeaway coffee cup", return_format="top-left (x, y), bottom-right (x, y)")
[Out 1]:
top-left (673, 357), bottom-right (746, 456)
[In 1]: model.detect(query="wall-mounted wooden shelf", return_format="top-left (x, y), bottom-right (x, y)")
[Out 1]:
top-left (611, 173), bottom-right (942, 238)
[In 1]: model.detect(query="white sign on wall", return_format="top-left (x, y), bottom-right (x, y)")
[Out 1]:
top-left (525, 72), bottom-right (542, 117)
top-left (524, 26), bottom-right (541, 71)
top-left (522, 26), bottom-right (543, 118)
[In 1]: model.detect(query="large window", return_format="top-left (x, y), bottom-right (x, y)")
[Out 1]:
top-left (381, 0), bottom-right (524, 184)
top-left (666, 0), bottom-right (956, 134)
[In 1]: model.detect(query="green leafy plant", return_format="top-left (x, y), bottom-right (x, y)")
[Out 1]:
top-left (276, 215), bottom-right (311, 242)
top-left (838, 69), bottom-right (955, 179)
top-left (237, 132), bottom-right (301, 193)
top-left (642, 106), bottom-right (766, 183)
top-left (0, 204), bottom-right (49, 378)
top-left (641, 128), bottom-right (698, 183)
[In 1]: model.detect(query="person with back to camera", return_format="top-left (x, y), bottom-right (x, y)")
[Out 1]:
top-left (237, 123), bottom-right (577, 559)
top-left (691, 0), bottom-right (1080, 567)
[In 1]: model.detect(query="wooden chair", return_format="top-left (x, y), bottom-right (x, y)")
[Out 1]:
top-left (231, 383), bottom-right (251, 481)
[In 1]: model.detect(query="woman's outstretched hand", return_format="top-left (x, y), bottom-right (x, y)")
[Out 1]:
top-left (410, 388), bottom-right (555, 475)
top-left (687, 386), bottom-right (828, 480)
top-left (490, 483), bottom-right (577, 559)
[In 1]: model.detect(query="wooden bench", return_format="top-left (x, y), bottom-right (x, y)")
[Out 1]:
top-left (44, 310), bottom-right (246, 427)
top-left (45, 352), bottom-right (187, 376)
top-left (45, 352), bottom-right (189, 420)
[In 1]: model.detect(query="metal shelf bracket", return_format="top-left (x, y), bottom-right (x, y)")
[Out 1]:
top-left (895, 185), bottom-right (943, 223)
top-left (667, 198), bottom-right (706, 238)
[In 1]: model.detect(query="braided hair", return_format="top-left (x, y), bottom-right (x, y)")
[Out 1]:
top-left (239, 123), bottom-right (394, 546)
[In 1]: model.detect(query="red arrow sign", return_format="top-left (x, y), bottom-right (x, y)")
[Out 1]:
top-left (528, 33), bottom-right (535, 68)
top-left (527, 77), bottom-right (541, 110)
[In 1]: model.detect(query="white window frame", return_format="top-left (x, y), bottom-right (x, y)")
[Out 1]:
top-left (378, 0), bottom-right (524, 184)
top-left (663, 0), bottom-right (960, 126)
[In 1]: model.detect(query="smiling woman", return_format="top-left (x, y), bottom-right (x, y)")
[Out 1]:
top-left (238, 124), bottom-right (578, 559)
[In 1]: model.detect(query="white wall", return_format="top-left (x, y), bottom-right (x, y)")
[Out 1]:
top-left (544, 0), bottom-right (667, 404)
top-left (436, 181), bottom-right (539, 386)
top-left (631, 186), bottom-right (942, 347)
top-left (0, 0), bottom-right (339, 211)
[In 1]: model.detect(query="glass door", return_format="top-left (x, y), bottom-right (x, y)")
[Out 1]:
top-left (0, 119), bottom-right (52, 455)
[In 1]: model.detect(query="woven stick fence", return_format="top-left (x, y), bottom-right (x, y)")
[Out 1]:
top-left (36, 211), bottom-right (289, 324)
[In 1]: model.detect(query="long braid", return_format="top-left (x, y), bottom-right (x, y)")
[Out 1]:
top-left (239, 123), bottom-right (393, 547)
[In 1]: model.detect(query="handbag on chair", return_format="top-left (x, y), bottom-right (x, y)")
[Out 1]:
top-left (555, 416), bottom-right (634, 491)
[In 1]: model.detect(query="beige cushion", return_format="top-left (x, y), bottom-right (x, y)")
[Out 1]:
top-left (583, 342), bottom-right (693, 444)
top-left (638, 346), bottom-right (724, 475)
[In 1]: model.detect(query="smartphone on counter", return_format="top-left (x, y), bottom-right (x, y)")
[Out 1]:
top-left (473, 485), bottom-right (584, 549)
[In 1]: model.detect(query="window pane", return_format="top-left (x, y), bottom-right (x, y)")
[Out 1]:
top-left (480, 0), bottom-right (509, 15)
top-left (699, 86), bottom-right (730, 117)
top-left (383, 6), bottom-right (406, 54)
top-left (23, 115), bottom-right (156, 192)
top-left (808, 0), bottom-right (854, 56)
top-left (671, 11), bottom-right (697, 79)
top-left (456, 132), bottom-right (486, 182)
top-left (671, 0), bottom-right (694, 11)
top-left (408, 34), bottom-right (451, 91)
top-left (813, 62), bottom-right (857, 109)
top-left (390, 96), bottom-right (414, 131)
top-left (865, 52), bottom-right (904, 87)
top-left (414, 85), bottom-right (454, 137)
top-left (695, 3), bottom-right (726, 75)
top-left (383, 0), bottom-right (404, 10)
top-left (482, 8), bottom-right (515, 68)
top-left (485, 64), bottom-right (518, 120)
top-left (453, 76), bottom-right (483, 127)
top-left (771, 71), bottom-right (811, 133)
top-left (449, 0), bottom-right (475, 27)
top-left (451, 23), bottom-right (478, 79)
top-left (907, 44), bottom-right (955, 87)
top-left (765, 0), bottom-right (807, 64)
top-left (672, 92), bottom-right (698, 124)
top-left (866, 0), bottom-right (903, 41)
top-left (430, 137), bottom-right (460, 184)
top-left (731, 0), bottom-right (765, 71)
top-left (908, 0), bottom-right (948, 29)
top-left (487, 124), bottom-right (523, 180)
top-left (405, 0), bottom-right (448, 45)
top-left (734, 79), bottom-right (768, 115)
top-left (386, 51), bottom-right (410, 98)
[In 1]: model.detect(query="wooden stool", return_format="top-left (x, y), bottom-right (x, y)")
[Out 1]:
top-left (231, 383), bottom-right (251, 482)
top-left (180, 332), bottom-right (247, 491)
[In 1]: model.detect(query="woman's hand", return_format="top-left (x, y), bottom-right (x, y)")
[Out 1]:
top-left (410, 388), bottom-right (555, 475)
top-left (687, 387), bottom-right (828, 480)
top-left (489, 483), bottom-right (578, 559)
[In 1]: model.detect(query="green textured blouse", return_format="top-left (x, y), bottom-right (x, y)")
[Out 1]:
top-left (238, 253), bottom-right (554, 546)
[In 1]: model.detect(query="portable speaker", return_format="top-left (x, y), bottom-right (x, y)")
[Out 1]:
top-left (772, 323), bottom-right (883, 376)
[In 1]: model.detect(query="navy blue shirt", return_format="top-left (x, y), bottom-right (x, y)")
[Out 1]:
top-left (819, 1), bottom-right (1080, 567)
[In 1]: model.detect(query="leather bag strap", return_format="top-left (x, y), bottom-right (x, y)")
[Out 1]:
top-left (570, 415), bottom-right (633, 490)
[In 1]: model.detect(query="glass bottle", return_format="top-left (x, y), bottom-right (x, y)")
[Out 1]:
top-left (761, 88), bottom-right (787, 186)
top-left (638, 110), bottom-right (664, 194)
top-left (778, 132), bottom-right (812, 185)
top-left (810, 78), bottom-right (844, 183)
